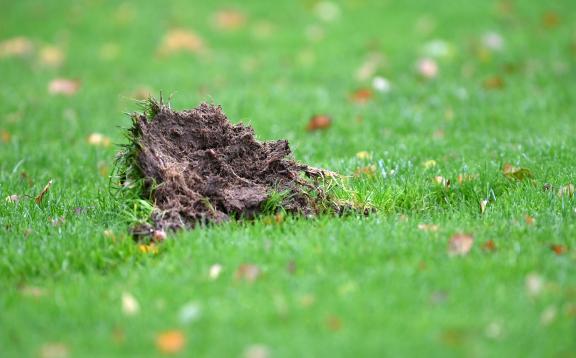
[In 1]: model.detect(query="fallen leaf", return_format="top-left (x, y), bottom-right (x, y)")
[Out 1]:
top-left (243, 344), bottom-right (270, 358)
top-left (502, 163), bottom-right (532, 181)
top-left (103, 229), bottom-right (115, 239)
top-left (299, 294), bottom-right (315, 307)
top-left (156, 330), bottom-right (185, 354)
top-left (51, 216), bottom-right (65, 227)
top-left (314, 1), bottom-right (341, 22)
top-left (39, 46), bottom-right (64, 67)
top-left (354, 165), bottom-right (376, 177)
top-left (480, 199), bottom-right (488, 214)
top-left (448, 233), bottom-right (474, 256)
top-left (355, 53), bottom-right (383, 80)
top-left (209, 264), bottom-right (223, 280)
top-left (355, 151), bottom-right (371, 160)
top-left (550, 244), bottom-right (567, 255)
top-left (306, 115), bottom-right (331, 132)
top-left (350, 88), bottom-right (373, 104)
top-left (122, 292), bottom-right (140, 316)
top-left (434, 176), bottom-right (450, 188)
top-left (34, 179), bottom-right (53, 205)
top-left (139, 244), bottom-right (159, 254)
top-left (20, 285), bottom-right (45, 297)
top-left (525, 273), bottom-right (544, 297)
top-left (39, 343), bottom-right (69, 358)
top-left (325, 315), bottom-right (342, 331)
top-left (483, 76), bottom-right (505, 90)
top-left (482, 239), bottom-right (496, 251)
top-left (482, 32), bottom-right (504, 51)
top-left (0, 36), bottom-right (33, 58)
top-left (542, 11), bottom-right (560, 29)
top-left (1, 129), bottom-right (11, 143)
top-left (423, 159), bottom-right (437, 169)
top-left (418, 223), bottom-right (439, 232)
top-left (236, 264), bottom-right (261, 282)
top-left (417, 58), bottom-right (438, 79)
top-left (372, 76), bottom-right (391, 93)
top-left (213, 9), bottom-right (246, 31)
top-left (153, 230), bottom-right (167, 242)
top-left (158, 29), bottom-right (205, 56)
top-left (48, 79), bottom-right (80, 96)
top-left (525, 215), bottom-right (536, 225)
top-left (179, 302), bottom-right (201, 324)
top-left (557, 184), bottom-right (574, 197)
top-left (5, 194), bottom-right (19, 203)
top-left (87, 133), bottom-right (111, 147)
top-left (484, 321), bottom-right (503, 340)
top-left (540, 305), bottom-right (557, 326)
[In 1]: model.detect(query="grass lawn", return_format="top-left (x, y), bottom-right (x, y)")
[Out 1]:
top-left (1, 0), bottom-right (576, 356)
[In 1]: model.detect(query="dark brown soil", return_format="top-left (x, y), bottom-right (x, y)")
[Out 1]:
top-left (124, 101), bottom-right (343, 235)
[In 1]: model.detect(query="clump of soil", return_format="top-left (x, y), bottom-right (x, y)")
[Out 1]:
top-left (115, 98), bottom-right (349, 236)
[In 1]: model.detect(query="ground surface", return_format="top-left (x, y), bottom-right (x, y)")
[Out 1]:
top-left (1, 0), bottom-right (576, 357)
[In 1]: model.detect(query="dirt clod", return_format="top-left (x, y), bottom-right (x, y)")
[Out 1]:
top-left (117, 99), bottom-right (346, 235)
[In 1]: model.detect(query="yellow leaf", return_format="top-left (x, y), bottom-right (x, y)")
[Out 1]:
top-left (138, 244), bottom-right (158, 254)
top-left (355, 151), bottom-right (371, 160)
top-left (156, 330), bottom-right (185, 354)
top-left (423, 159), bottom-right (437, 169)
top-left (34, 179), bottom-right (53, 205)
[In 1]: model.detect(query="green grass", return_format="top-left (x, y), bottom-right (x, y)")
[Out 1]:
top-left (1, 0), bottom-right (576, 356)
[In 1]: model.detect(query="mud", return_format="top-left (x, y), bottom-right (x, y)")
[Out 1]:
top-left (121, 100), bottom-right (344, 235)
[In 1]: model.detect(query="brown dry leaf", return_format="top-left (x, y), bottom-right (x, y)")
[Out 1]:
top-left (480, 199), bottom-right (489, 214)
top-left (482, 239), bottom-right (496, 251)
top-left (306, 114), bottom-right (331, 131)
top-left (236, 264), bottom-right (261, 282)
top-left (158, 29), bottom-right (205, 56)
top-left (502, 163), bottom-right (532, 181)
top-left (39, 343), bottom-right (69, 358)
top-left (325, 315), bottom-right (342, 331)
top-left (34, 179), bottom-right (53, 205)
top-left (0, 36), bottom-right (33, 58)
top-left (418, 223), bottom-right (439, 232)
top-left (557, 184), bottom-right (575, 198)
top-left (448, 233), bottom-right (474, 256)
top-left (1, 129), bottom-right (11, 143)
top-left (542, 11), bottom-right (560, 29)
top-left (48, 79), bottom-right (80, 96)
top-left (550, 244), bottom-right (567, 255)
top-left (354, 164), bottom-right (376, 177)
top-left (87, 133), bottom-right (111, 147)
top-left (350, 88), bottom-right (374, 104)
top-left (243, 344), bottom-right (270, 358)
top-left (39, 46), bottom-right (65, 67)
top-left (483, 76), bottom-right (505, 90)
top-left (156, 330), bottom-right (185, 354)
top-left (525, 215), bottom-right (536, 225)
top-left (213, 9), bottom-right (247, 31)
top-left (457, 174), bottom-right (477, 184)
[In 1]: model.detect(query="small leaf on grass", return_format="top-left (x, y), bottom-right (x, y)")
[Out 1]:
top-left (306, 114), bottom-right (331, 131)
top-left (39, 342), bottom-right (69, 358)
top-left (354, 165), bottom-right (376, 177)
top-left (540, 306), bottom-right (557, 326)
top-left (418, 223), bottom-right (439, 232)
top-left (434, 176), bottom-right (450, 188)
top-left (243, 344), bottom-right (270, 358)
top-left (525, 273), bottom-right (544, 297)
top-left (483, 76), bottom-right (505, 90)
top-left (213, 9), bottom-right (247, 31)
top-left (542, 11), bottom-right (560, 29)
top-left (325, 315), bottom-right (343, 331)
top-left (48, 79), bottom-right (80, 96)
top-left (20, 285), bottom-right (45, 297)
top-left (482, 239), bottom-right (496, 251)
top-left (156, 330), bottom-right (185, 354)
top-left (423, 159), bottom-right (436, 169)
top-left (355, 151), bottom-right (371, 160)
top-left (448, 233), bottom-right (474, 256)
top-left (5, 194), bottom-right (19, 203)
top-left (480, 199), bottom-right (488, 214)
top-left (39, 46), bottom-right (65, 67)
top-left (34, 179), bottom-right (53, 205)
top-left (350, 88), bottom-right (373, 104)
top-left (209, 264), bottom-right (223, 280)
top-left (158, 29), bottom-right (205, 56)
top-left (87, 133), bottom-right (111, 147)
top-left (236, 264), bottom-right (261, 283)
top-left (138, 244), bottom-right (158, 254)
top-left (0, 36), bottom-right (33, 58)
top-left (1, 129), bottom-right (11, 143)
top-left (122, 292), bottom-right (140, 316)
top-left (502, 163), bottom-right (532, 181)
top-left (417, 58), bottom-right (438, 79)
top-left (525, 215), bottom-right (536, 225)
top-left (550, 244), bottom-right (567, 255)
top-left (179, 302), bottom-right (201, 325)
